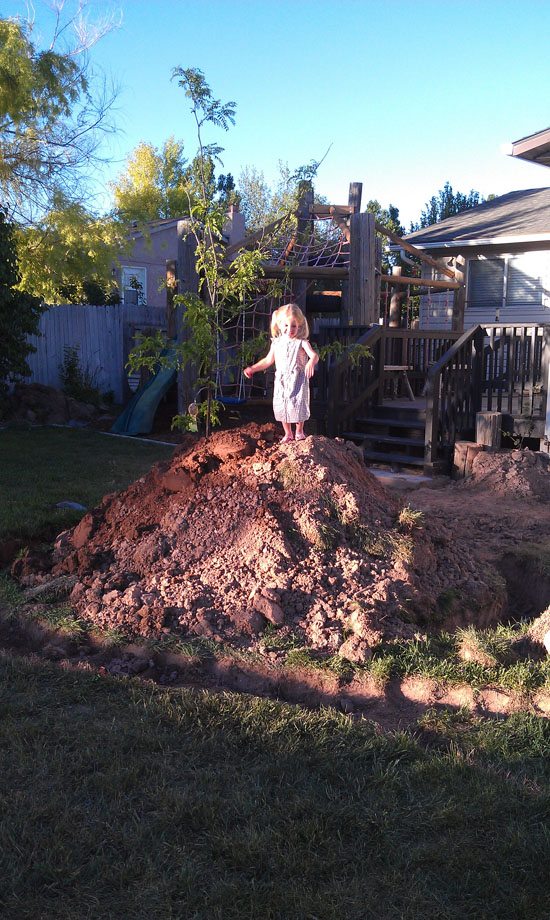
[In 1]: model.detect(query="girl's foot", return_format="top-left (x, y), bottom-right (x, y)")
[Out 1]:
top-left (281, 434), bottom-right (294, 443)
top-left (295, 433), bottom-right (306, 441)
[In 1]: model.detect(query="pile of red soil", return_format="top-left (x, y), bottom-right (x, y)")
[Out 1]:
top-left (459, 447), bottom-right (550, 498)
top-left (22, 425), bottom-right (506, 663)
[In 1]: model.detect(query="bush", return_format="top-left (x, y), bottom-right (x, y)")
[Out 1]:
top-left (0, 207), bottom-right (44, 408)
top-left (58, 345), bottom-right (103, 408)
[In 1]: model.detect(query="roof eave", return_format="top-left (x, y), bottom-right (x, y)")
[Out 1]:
top-left (392, 232), bottom-right (550, 251)
top-left (507, 128), bottom-right (550, 167)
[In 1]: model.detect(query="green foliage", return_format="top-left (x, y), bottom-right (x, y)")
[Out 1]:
top-left (365, 198), bottom-right (404, 273)
top-left (410, 181), bottom-right (489, 231)
top-left (127, 67), bottom-right (281, 438)
top-left (0, 13), bottom-right (117, 225)
top-left (171, 398), bottom-right (224, 433)
top-left (0, 207), bottom-right (44, 404)
top-left (58, 345), bottom-right (103, 408)
top-left (16, 193), bottom-right (123, 304)
top-left (316, 340), bottom-right (372, 366)
top-left (111, 136), bottom-right (195, 225)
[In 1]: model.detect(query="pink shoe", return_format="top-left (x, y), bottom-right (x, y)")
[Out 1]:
top-left (281, 434), bottom-right (294, 443)
top-left (295, 433), bottom-right (306, 441)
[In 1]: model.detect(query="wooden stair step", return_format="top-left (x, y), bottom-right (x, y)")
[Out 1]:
top-left (356, 416), bottom-right (426, 431)
top-left (362, 450), bottom-right (425, 467)
top-left (343, 431), bottom-right (423, 447)
top-left (361, 433), bottom-right (425, 448)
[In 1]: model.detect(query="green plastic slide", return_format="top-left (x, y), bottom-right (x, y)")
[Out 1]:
top-left (111, 346), bottom-right (177, 436)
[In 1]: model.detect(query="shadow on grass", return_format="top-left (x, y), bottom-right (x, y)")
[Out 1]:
top-left (1, 652), bottom-right (550, 920)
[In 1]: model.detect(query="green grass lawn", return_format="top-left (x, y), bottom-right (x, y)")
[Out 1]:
top-left (0, 426), bottom-right (174, 541)
top-left (1, 653), bottom-right (550, 920)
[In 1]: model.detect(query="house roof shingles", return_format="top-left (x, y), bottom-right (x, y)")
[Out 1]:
top-left (405, 187), bottom-right (550, 247)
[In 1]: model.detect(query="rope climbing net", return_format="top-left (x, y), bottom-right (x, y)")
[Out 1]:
top-left (215, 214), bottom-right (349, 402)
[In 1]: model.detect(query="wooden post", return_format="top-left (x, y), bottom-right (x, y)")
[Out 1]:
top-left (348, 182), bottom-right (362, 213)
top-left (166, 259), bottom-right (177, 339)
top-left (452, 441), bottom-right (485, 479)
top-left (389, 266), bottom-right (403, 327)
top-left (476, 411), bottom-right (502, 448)
top-left (349, 211), bottom-right (376, 324)
top-left (452, 255), bottom-right (466, 332)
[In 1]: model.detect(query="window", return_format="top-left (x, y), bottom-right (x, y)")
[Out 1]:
top-left (506, 255), bottom-right (543, 305)
top-left (468, 259), bottom-right (504, 307)
top-left (121, 266), bottom-right (147, 305)
top-left (468, 255), bottom-right (544, 308)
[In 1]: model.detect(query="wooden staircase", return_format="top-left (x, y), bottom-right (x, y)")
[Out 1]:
top-left (342, 404), bottom-right (426, 470)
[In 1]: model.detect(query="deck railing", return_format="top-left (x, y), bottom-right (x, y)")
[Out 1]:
top-left (424, 323), bottom-right (550, 470)
top-left (423, 325), bottom-right (484, 469)
top-left (323, 323), bottom-right (550, 469)
top-left (322, 327), bottom-right (460, 437)
top-left (481, 323), bottom-right (549, 417)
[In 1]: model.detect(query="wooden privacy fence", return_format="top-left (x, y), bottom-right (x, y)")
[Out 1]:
top-left (24, 303), bottom-right (166, 404)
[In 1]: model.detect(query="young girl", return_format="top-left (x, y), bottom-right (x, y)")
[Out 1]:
top-left (244, 303), bottom-right (319, 442)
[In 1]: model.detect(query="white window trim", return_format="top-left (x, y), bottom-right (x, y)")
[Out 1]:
top-left (121, 265), bottom-right (148, 304)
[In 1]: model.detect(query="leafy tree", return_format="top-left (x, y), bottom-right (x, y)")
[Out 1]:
top-left (0, 8), bottom-right (118, 225)
top-left (365, 199), bottom-right (404, 273)
top-left (237, 160), bottom-right (326, 233)
top-left (237, 165), bottom-right (273, 232)
top-left (128, 68), bottom-right (274, 438)
top-left (16, 193), bottom-right (124, 304)
top-left (410, 181), bottom-right (490, 231)
top-left (0, 208), bottom-right (44, 406)
top-left (111, 136), bottom-right (238, 228)
top-left (111, 137), bottom-right (192, 225)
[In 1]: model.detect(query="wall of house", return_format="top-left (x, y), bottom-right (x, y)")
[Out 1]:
top-left (121, 209), bottom-right (246, 310)
top-left (122, 224), bottom-right (177, 309)
top-left (419, 248), bottom-right (550, 330)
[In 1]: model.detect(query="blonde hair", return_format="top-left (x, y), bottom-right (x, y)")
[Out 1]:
top-left (271, 303), bottom-right (309, 339)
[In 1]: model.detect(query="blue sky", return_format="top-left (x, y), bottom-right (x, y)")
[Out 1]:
top-left (11, 0), bottom-right (550, 228)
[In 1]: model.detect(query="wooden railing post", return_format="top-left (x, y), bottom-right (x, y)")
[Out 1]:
top-left (542, 325), bottom-right (550, 453)
top-left (472, 325), bottom-right (484, 416)
top-left (424, 371), bottom-right (440, 472)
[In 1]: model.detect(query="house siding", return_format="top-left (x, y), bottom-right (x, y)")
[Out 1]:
top-left (419, 249), bottom-right (550, 330)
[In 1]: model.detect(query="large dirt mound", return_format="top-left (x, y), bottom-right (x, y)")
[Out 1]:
top-left (36, 426), bottom-right (505, 662)
top-left (460, 447), bottom-right (550, 498)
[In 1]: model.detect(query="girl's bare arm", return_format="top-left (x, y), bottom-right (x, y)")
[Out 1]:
top-left (301, 340), bottom-right (319, 378)
top-left (244, 346), bottom-right (275, 378)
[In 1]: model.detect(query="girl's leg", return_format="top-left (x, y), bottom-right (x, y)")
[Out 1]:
top-left (295, 422), bottom-right (306, 440)
top-left (281, 422), bottom-right (294, 442)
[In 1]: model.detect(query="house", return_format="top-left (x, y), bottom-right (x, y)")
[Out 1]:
top-left (401, 187), bottom-right (550, 330)
top-left (118, 206), bottom-right (245, 308)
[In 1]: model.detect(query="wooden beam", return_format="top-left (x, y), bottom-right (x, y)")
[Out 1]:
top-left (223, 212), bottom-right (292, 259)
top-left (379, 273), bottom-right (460, 290)
top-left (329, 207), bottom-right (350, 242)
top-left (374, 221), bottom-right (456, 280)
top-left (313, 204), bottom-right (354, 216)
top-left (261, 265), bottom-right (349, 279)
